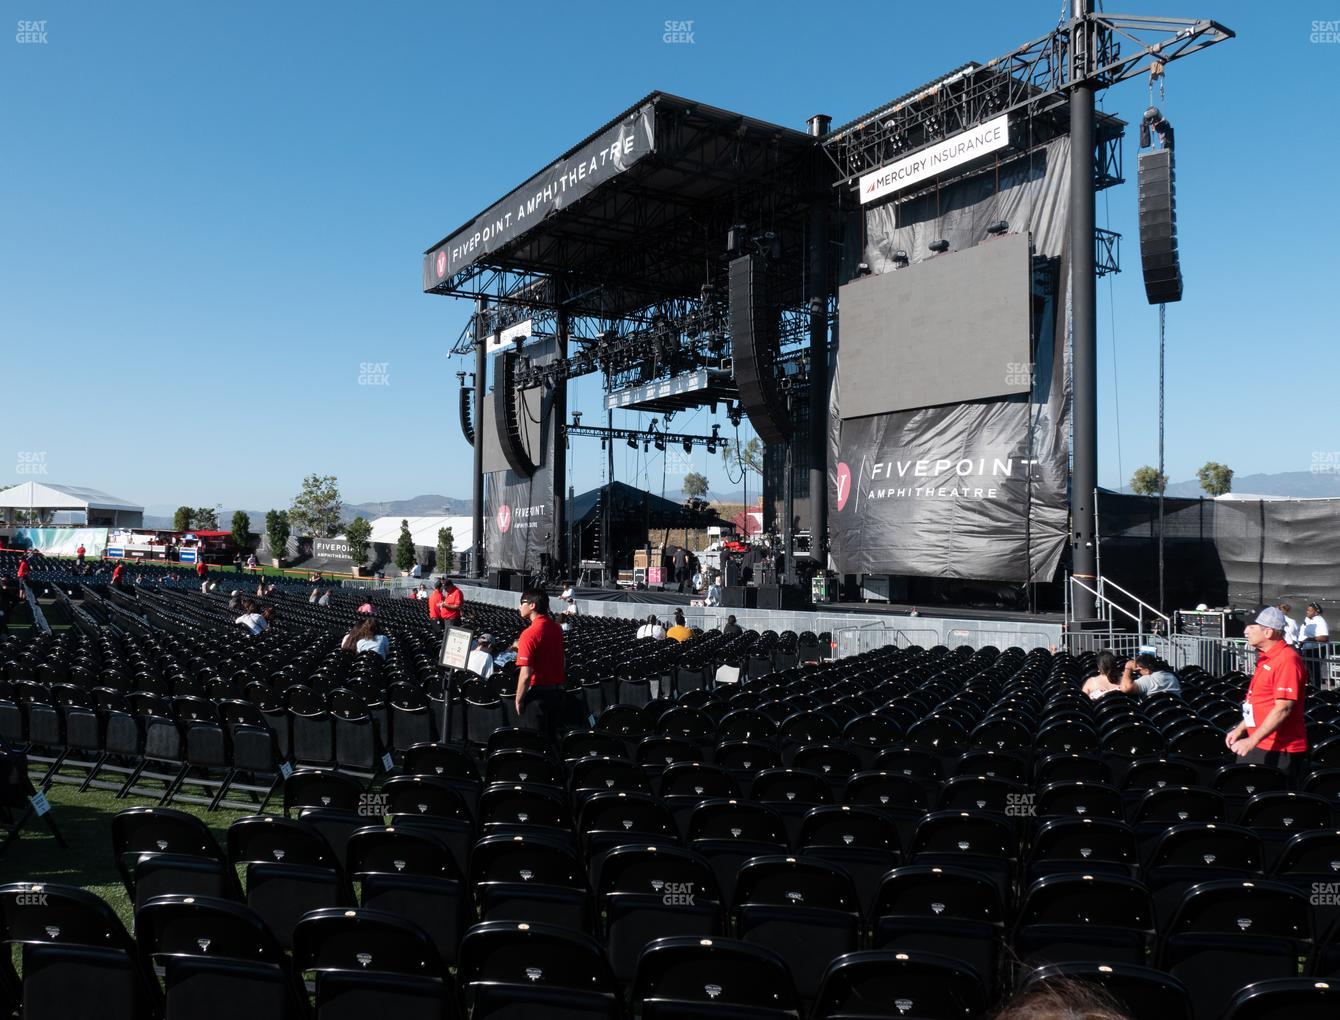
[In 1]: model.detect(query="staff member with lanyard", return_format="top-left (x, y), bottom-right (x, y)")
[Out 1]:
top-left (1225, 606), bottom-right (1308, 776)
top-left (513, 587), bottom-right (566, 742)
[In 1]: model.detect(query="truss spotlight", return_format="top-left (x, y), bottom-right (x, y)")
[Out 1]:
top-left (892, 249), bottom-right (909, 265)
top-left (986, 220), bottom-right (1009, 235)
top-left (855, 262), bottom-right (872, 277)
top-left (627, 436), bottom-right (638, 450)
top-left (682, 440), bottom-right (693, 456)
top-left (928, 239), bottom-right (950, 254)
top-left (572, 411), bottom-right (582, 426)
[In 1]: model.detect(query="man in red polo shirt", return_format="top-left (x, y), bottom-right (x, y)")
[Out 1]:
top-left (427, 580), bottom-right (445, 629)
top-left (441, 577), bottom-right (464, 626)
top-left (1225, 605), bottom-right (1308, 773)
top-left (513, 587), bottom-right (566, 742)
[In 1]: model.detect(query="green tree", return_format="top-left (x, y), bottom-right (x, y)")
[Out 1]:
top-left (290, 474), bottom-right (343, 538)
top-left (1197, 461), bottom-right (1233, 497)
top-left (264, 509), bottom-right (290, 565)
top-left (720, 436), bottom-right (764, 476)
top-left (394, 518), bottom-right (417, 573)
top-left (1130, 465), bottom-right (1168, 496)
top-left (437, 526), bottom-right (455, 575)
top-left (172, 505), bottom-right (194, 532)
top-left (682, 471), bottom-right (710, 500)
top-left (230, 511), bottom-right (251, 553)
top-left (194, 506), bottom-right (219, 530)
top-left (345, 516), bottom-right (372, 569)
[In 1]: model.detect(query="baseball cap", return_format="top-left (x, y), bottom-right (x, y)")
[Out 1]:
top-left (1254, 606), bottom-right (1288, 631)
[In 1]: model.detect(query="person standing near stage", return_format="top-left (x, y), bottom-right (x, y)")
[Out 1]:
top-left (1225, 606), bottom-right (1308, 774)
top-left (513, 588), bottom-right (566, 741)
top-left (76, 543), bottom-right (86, 566)
top-left (427, 580), bottom-right (445, 628)
top-left (1299, 602), bottom-right (1330, 683)
top-left (196, 558), bottom-right (209, 593)
top-left (16, 552), bottom-right (31, 584)
top-left (110, 560), bottom-right (125, 586)
top-left (441, 577), bottom-right (464, 626)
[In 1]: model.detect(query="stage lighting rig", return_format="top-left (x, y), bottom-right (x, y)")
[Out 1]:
top-left (986, 220), bottom-right (1009, 235)
top-left (892, 249), bottom-right (909, 265)
top-left (929, 239), bottom-right (950, 253)
top-left (855, 262), bottom-right (872, 277)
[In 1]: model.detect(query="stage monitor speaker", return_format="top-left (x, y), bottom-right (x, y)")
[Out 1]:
top-left (721, 585), bottom-right (757, 609)
top-left (492, 351), bottom-right (537, 476)
top-left (729, 253), bottom-right (792, 445)
top-left (1137, 148), bottom-right (1183, 304)
top-left (756, 584), bottom-right (811, 611)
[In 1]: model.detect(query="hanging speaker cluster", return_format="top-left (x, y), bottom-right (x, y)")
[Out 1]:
top-left (1137, 148), bottom-right (1183, 304)
top-left (459, 386), bottom-right (475, 447)
top-left (728, 253), bottom-right (792, 445)
top-left (492, 351), bottom-right (537, 476)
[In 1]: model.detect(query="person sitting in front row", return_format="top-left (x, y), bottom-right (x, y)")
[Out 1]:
top-left (1118, 653), bottom-right (1182, 696)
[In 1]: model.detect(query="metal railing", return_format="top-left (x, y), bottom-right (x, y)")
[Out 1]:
top-left (1065, 573), bottom-right (1171, 648)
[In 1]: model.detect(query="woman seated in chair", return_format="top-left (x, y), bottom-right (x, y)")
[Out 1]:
top-left (342, 615), bottom-right (390, 659)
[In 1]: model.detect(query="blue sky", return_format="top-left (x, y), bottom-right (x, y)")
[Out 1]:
top-left (3, 1), bottom-right (1336, 513)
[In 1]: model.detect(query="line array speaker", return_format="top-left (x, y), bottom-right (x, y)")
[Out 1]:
top-left (1137, 148), bottom-right (1183, 304)
top-left (729, 253), bottom-right (792, 445)
top-left (492, 351), bottom-right (536, 476)
top-left (459, 386), bottom-right (475, 447)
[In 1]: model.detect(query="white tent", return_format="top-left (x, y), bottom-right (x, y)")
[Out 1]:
top-left (369, 515), bottom-right (474, 551)
top-left (0, 481), bottom-right (143, 527)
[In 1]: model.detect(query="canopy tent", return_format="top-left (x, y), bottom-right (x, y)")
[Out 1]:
top-left (0, 481), bottom-right (143, 527)
top-left (368, 515), bottom-right (474, 552)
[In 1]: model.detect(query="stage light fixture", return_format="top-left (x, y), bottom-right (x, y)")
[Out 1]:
top-left (855, 262), bottom-right (872, 277)
top-left (682, 440), bottom-right (693, 455)
top-left (892, 249), bottom-right (909, 265)
top-left (627, 436), bottom-right (638, 449)
top-left (986, 220), bottom-right (1009, 235)
top-left (929, 239), bottom-right (950, 253)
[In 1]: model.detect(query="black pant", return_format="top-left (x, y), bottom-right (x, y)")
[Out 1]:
top-left (519, 686), bottom-right (566, 745)
top-left (1241, 746), bottom-right (1302, 778)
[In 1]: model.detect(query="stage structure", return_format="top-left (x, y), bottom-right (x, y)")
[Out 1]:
top-left (424, 95), bottom-right (826, 586)
top-left (422, 4), bottom-right (1231, 613)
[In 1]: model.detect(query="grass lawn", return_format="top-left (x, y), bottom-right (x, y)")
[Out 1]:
top-left (2, 780), bottom-right (267, 931)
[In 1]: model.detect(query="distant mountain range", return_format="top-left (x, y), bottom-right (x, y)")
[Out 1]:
top-left (136, 472), bottom-right (1340, 530)
top-left (1119, 471), bottom-right (1340, 500)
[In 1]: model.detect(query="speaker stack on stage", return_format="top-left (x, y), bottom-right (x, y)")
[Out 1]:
top-left (721, 586), bottom-right (757, 609)
top-left (729, 253), bottom-right (792, 445)
top-left (756, 584), bottom-right (812, 611)
top-left (1137, 147), bottom-right (1183, 304)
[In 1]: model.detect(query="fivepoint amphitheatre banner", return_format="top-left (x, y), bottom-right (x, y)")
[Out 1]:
top-left (830, 134), bottom-right (1074, 582)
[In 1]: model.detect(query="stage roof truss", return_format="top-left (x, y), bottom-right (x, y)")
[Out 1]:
top-left (429, 93), bottom-right (821, 353)
top-left (824, 13), bottom-right (1230, 197)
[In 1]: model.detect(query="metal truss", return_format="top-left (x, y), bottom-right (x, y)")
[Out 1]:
top-left (564, 423), bottom-right (721, 451)
top-left (824, 13), bottom-right (1231, 192)
top-left (1094, 227), bottom-right (1121, 278)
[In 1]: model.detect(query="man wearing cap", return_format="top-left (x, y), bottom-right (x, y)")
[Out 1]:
top-left (1225, 606), bottom-right (1308, 773)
